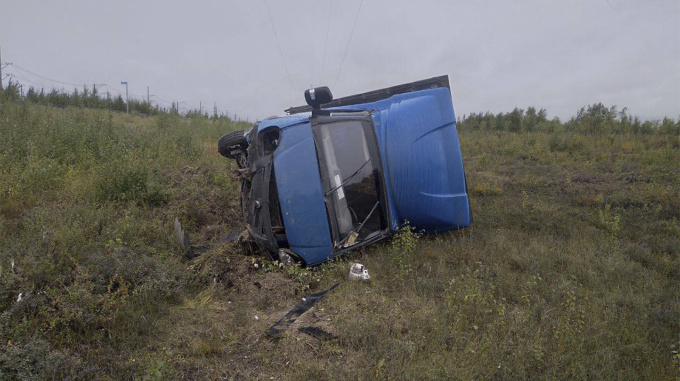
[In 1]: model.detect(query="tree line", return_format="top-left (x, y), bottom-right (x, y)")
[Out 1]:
top-left (458, 104), bottom-right (679, 135)
top-left (0, 80), bottom-right (228, 119)
top-left (1, 80), bottom-right (677, 133)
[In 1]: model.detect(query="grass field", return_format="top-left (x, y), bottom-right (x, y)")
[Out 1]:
top-left (0, 101), bottom-right (678, 380)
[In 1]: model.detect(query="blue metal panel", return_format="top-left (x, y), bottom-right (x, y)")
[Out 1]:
top-left (257, 114), bottom-right (309, 133)
top-left (382, 89), bottom-right (470, 232)
top-left (273, 121), bottom-right (334, 265)
top-left (336, 87), bottom-right (470, 233)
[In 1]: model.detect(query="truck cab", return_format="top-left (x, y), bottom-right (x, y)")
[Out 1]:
top-left (219, 75), bottom-right (471, 266)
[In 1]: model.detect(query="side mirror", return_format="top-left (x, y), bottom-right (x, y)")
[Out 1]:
top-left (304, 87), bottom-right (333, 109)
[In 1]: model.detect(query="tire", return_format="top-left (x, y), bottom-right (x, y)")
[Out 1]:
top-left (218, 129), bottom-right (248, 158)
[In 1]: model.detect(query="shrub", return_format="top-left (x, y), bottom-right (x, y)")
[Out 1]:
top-left (0, 338), bottom-right (98, 380)
top-left (94, 165), bottom-right (166, 206)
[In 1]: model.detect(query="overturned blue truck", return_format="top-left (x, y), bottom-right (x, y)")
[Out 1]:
top-left (218, 75), bottom-right (471, 266)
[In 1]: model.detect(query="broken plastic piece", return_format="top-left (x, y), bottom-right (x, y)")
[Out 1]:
top-left (266, 283), bottom-right (340, 338)
top-left (348, 263), bottom-right (370, 281)
top-left (173, 218), bottom-right (197, 259)
top-left (343, 232), bottom-right (359, 248)
top-left (173, 218), bottom-right (240, 259)
top-left (278, 250), bottom-right (295, 266)
top-left (223, 227), bottom-right (241, 242)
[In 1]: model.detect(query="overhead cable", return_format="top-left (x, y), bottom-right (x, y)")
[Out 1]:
top-left (335, 0), bottom-right (364, 86)
top-left (321, 0), bottom-right (333, 85)
top-left (7, 72), bottom-right (48, 90)
top-left (100, 84), bottom-right (123, 96)
top-left (310, 0), bottom-right (317, 87)
top-left (263, 0), bottom-right (296, 102)
top-left (11, 63), bottom-right (82, 87)
top-left (152, 95), bottom-right (173, 105)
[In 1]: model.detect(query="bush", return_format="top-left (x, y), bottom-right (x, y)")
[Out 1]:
top-left (0, 338), bottom-right (99, 380)
top-left (95, 165), bottom-right (166, 206)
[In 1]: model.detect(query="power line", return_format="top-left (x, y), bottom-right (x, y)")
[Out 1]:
top-left (8, 63), bottom-right (121, 100)
top-left (321, 0), bottom-right (333, 85)
top-left (3, 59), bottom-right (229, 116)
top-left (310, 0), bottom-right (317, 87)
top-left (335, 0), bottom-right (364, 86)
top-left (99, 84), bottom-right (123, 96)
top-left (7, 72), bottom-right (48, 90)
top-left (263, 0), bottom-right (296, 101)
top-left (6, 71), bottom-right (99, 96)
top-left (10, 63), bottom-right (83, 87)
top-left (152, 95), bottom-right (173, 105)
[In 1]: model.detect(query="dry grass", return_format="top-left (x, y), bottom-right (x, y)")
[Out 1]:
top-left (0, 102), bottom-right (677, 380)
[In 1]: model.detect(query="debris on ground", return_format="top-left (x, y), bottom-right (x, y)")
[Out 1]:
top-left (174, 217), bottom-right (241, 259)
top-left (265, 283), bottom-right (340, 338)
top-left (348, 263), bottom-right (370, 281)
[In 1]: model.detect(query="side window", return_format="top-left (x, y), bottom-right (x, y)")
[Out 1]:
top-left (258, 128), bottom-right (280, 157)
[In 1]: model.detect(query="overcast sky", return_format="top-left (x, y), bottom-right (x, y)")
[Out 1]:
top-left (1, 0), bottom-right (678, 121)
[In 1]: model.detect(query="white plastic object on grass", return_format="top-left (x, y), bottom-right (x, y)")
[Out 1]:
top-left (348, 263), bottom-right (370, 281)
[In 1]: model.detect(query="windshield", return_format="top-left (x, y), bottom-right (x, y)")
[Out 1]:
top-left (314, 118), bottom-right (385, 247)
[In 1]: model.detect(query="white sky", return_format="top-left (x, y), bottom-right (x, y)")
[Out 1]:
top-left (1, 0), bottom-right (678, 121)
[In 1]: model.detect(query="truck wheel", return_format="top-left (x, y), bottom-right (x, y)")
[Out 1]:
top-left (218, 129), bottom-right (248, 158)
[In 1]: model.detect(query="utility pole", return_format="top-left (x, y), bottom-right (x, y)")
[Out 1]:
top-left (0, 46), bottom-right (3, 92)
top-left (147, 86), bottom-right (150, 104)
top-left (121, 81), bottom-right (129, 113)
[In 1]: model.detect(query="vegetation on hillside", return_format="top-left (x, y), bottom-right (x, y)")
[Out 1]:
top-left (0, 91), bottom-right (678, 379)
top-left (1, 80), bottom-right (226, 117)
top-left (458, 103), bottom-right (680, 135)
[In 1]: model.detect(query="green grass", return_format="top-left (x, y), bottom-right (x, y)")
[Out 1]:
top-left (0, 101), bottom-right (677, 380)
